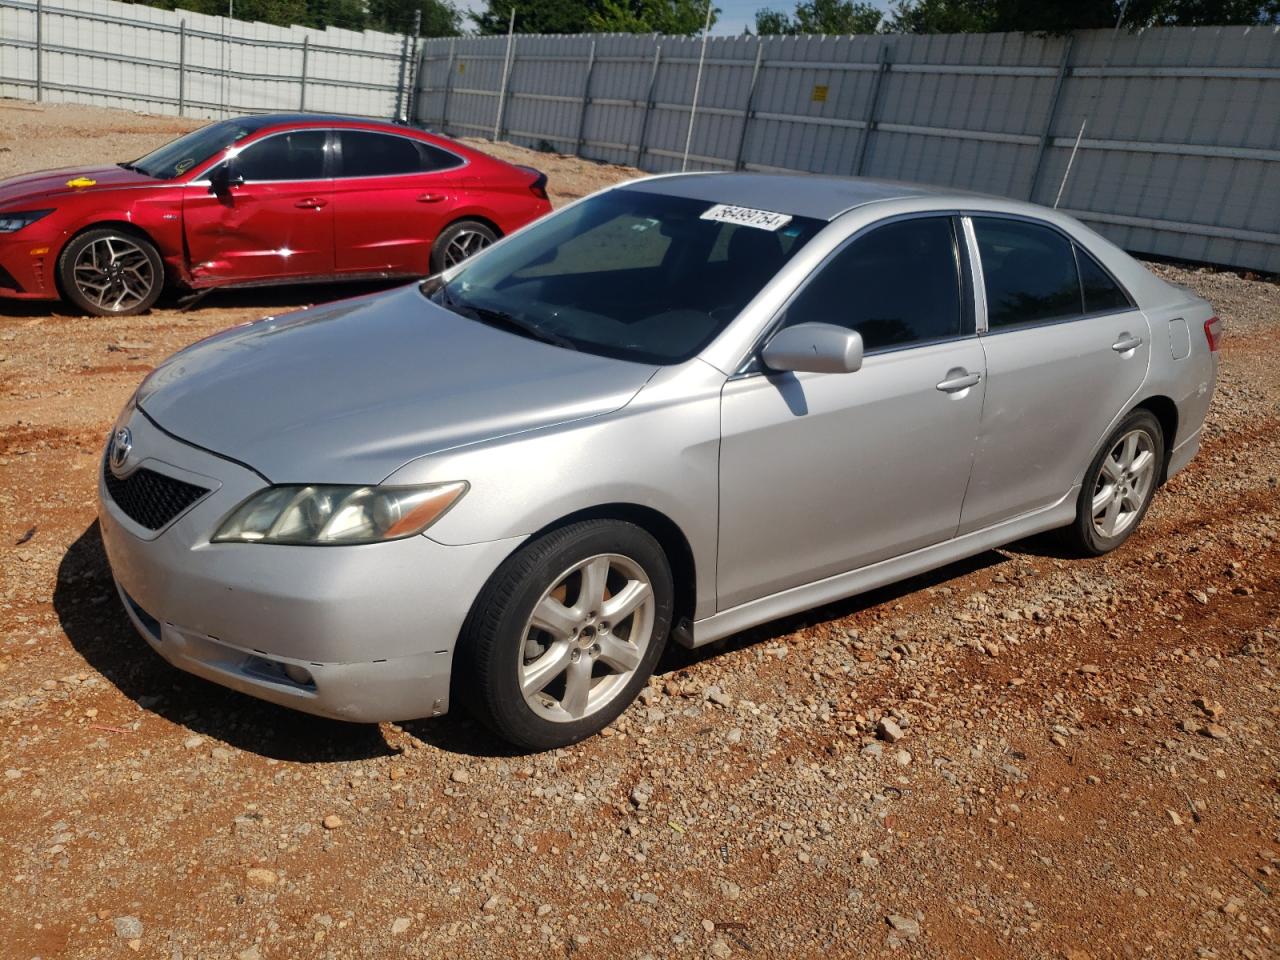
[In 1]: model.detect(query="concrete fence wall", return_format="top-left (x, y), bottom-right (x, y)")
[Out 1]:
top-left (0, 0), bottom-right (412, 120)
top-left (418, 26), bottom-right (1280, 273)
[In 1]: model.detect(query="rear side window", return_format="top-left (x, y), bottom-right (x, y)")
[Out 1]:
top-left (1075, 245), bottom-right (1131, 314)
top-left (974, 218), bottom-right (1082, 329)
top-left (234, 131), bottom-right (328, 181)
top-left (782, 216), bottom-right (967, 352)
top-left (338, 131), bottom-right (463, 177)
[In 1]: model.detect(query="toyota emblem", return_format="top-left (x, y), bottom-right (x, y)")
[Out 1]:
top-left (109, 426), bottom-right (133, 475)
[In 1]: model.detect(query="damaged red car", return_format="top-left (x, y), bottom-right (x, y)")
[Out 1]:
top-left (0, 114), bottom-right (552, 315)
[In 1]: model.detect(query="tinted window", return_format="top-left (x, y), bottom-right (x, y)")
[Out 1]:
top-left (339, 131), bottom-right (463, 177)
top-left (431, 189), bottom-right (824, 365)
top-left (782, 217), bottom-right (966, 351)
top-left (1075, 245), bottom-right (1131, 314)
top-left (132, 117), bottom-right (275, 179)
top-left (234, 131), bottom-right (328, 182)
top-left (974, 218), bottom-right (1082, 329)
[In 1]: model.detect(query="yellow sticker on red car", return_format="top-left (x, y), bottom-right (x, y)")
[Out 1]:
top-left (66, 176), bottom-right (97, 188)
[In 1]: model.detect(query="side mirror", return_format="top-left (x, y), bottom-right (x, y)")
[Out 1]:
top-left (208, 162), bottom-right (244, 196)
top-left (761, 322), bottom-right (863, 374)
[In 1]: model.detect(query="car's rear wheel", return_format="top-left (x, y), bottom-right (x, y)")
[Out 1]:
top-left (1063, 409), bottom-right (1164, 556)
top-left (58, 228), bottom-right (164, 317)
top-left (430, 220), bottom-right (498, 274)
top-left (455, 520), bottom-right (673, 750)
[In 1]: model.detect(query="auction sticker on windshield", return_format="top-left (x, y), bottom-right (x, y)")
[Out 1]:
top-left (700, 204), bottom-right (793, 231)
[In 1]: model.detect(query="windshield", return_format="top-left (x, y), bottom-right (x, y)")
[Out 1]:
top-left (130, 118), bottom-right (275, 179)
top-left (428, 189), bottom-right (824, 365)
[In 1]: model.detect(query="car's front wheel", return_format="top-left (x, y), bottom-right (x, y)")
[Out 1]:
top-left (1063, 409), bottom-right (1164, 556)
top-left (456, 520), bottom-right (673, 750)
top-left (58, 227), bottom-right (164, 317)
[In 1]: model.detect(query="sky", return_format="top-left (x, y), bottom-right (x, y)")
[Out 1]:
top-left (450, 0), bottom-right (894, 37)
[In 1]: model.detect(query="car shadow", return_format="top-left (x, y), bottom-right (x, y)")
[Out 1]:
top-left (160, 279), bottom-right (409, 314)
top-left (55, 521), bottom-right (399, 763)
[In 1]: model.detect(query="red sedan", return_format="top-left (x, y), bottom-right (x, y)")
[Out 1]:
top-left (0, 115), bottom-right (552, 315)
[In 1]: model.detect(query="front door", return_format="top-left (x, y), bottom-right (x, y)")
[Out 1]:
top-left (958, 216), bottom-right (1152, 534)
top-left (717, 215), bottom-right (986, 611)
top-left (182, 129), bottom-right (334, 285)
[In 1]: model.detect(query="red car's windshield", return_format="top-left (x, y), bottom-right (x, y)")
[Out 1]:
top-left (129, 118), bottom-right (275, 180)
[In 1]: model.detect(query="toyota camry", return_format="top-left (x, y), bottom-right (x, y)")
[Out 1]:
top-left (98, 173), bottom-right (1220, 749)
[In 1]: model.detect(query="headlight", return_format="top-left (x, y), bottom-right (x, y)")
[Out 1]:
top-left (0, 209), bottom-right (54, 233)
top-left (212, 482), bottom-right (467, 545)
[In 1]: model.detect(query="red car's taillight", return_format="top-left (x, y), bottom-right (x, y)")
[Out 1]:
top-left (1204, 315), bottom-right (1223, 352)
top-left (515, 164), bottom-right (549, 202)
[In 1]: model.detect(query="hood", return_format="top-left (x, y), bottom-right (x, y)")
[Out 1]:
top-left (0, 164), bottom-right (157, 208)
top-left (136, 285), bottom-right (659, 484)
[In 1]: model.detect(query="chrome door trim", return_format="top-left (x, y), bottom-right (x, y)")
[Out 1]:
top-left (960, 215), bottom-right (988, 334)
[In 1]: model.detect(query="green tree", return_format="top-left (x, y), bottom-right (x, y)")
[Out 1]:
top-left (886, 0), bottom-right (1280, 33)
top-left (755, 0), bottom-right (880, 34)
top-left (470, 0), bottom-right (598, 33)
top-left (367, 0), bottom-right (462, 34)
top-left (590, 0), bottom-right (718, 33)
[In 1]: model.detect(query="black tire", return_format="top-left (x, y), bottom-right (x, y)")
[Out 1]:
top-left (454, 520), bottom-right (674, 751)
top-left (1061, 409), bottom-right (1164, 557)
top-left (58, 227), bottom-right (164, 317)
top-left (429, 219), bottom-right (498, 274)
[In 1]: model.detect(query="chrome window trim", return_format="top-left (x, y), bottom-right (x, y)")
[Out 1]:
top-left (733, 209), bottom-right (973, 376)
top-left (960, 216), bottom-right (988, 334)
top-left (965, 210), bottom-right (1141, 336)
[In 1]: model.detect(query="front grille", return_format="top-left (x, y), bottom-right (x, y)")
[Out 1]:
top-left (103, 461), bottom-right (211, 531)
top-left (0, 262), bottom-right (20, 292)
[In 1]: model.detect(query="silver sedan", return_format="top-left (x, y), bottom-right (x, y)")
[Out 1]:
top-left (98, 173), bottom-right (1220, 749)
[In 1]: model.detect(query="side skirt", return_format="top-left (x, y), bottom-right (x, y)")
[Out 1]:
top-left (679, 487), bottom-right (1080, 649)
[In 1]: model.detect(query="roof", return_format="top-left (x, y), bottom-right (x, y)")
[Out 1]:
top-left (622, 172), bottom-right (976, 222)
top-left (240, 113), bottom-right (409, 131)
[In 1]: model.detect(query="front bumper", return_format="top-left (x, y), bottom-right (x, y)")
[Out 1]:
top-left (97, 406), bottom-right (523, 722)
top-left (0, 232), bottom-right (57, 300)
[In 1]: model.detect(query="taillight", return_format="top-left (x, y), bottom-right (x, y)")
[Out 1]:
top-left (1203, 316), bottom-right (1223, 352)
top-left (515, 164), bottom-right (549, 202)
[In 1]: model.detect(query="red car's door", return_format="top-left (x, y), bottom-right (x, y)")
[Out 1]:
top-left (331, 129), bottom-right (467, 276)
top-left (182, 129), bottom-right (334, 285)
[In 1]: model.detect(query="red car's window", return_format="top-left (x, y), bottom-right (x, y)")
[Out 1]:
top-left (338, 131), bottom-right (463, 178)
top-left (234, 132), bottom-right (328, 182)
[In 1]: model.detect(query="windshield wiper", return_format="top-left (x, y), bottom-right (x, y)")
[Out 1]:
top-left (433, 284), bottom-right (576, 351)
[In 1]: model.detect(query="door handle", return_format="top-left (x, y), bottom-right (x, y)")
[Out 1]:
top-left (294, 197), bottom-right (328, 209)
top-left (936, 369), bottom-right (982, 393)
top-left (1112, 334), bottom-right (1142, 353)
top-left (417, 193), bottom-right (446, 203)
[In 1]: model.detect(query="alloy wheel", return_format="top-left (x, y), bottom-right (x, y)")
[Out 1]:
top-left (519, 553), bottom-right (655, 723)
top-left (442, 229), bottom-right (492, 268)
top-left (72, 236), bottom-right (155, 313)
top-left (1091, 428), bottom-right (1156, 539)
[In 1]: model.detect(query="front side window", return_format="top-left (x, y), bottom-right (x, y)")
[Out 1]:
top-left (428, 189), bottom-right (825, 364)
top-left (780, 216), bottom-right (967, 352)
top-left (234, 131), bottom-right (328, 182)
top-left (130, 117), bottom-right (275, 180)
top-left (974, 217), bottom-right (1083, 329)
top-left (338, 131), bottom-right (463, 177)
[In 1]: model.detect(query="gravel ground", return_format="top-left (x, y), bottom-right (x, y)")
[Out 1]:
top-left (1, 100), bottom-right (1278, 960)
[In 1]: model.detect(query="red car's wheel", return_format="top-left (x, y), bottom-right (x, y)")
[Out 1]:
top-left (58, 228), bottom-right (164, 317)
top-left (430, 220), bottom-right (498, 274)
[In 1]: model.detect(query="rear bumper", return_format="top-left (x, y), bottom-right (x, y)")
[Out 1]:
top-left (97, 405), bottom-right (524, 722)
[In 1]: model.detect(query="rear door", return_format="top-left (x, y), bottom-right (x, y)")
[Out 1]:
top-left (717, 215), bottom-right (986, 610)
top-left (957, 215), bottom-right (1151, 534)
top-left (331, 130), bottom-right (467, 276)
top-left (182, 129), bottom-right (335, 284)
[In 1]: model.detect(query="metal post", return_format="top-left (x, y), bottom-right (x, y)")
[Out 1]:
top-left (734, 40), bottom-right (764, 171)
top-left (34, 0), bottom-right (43, 102)
top-left (1027, 35), bottom-right (1073, 203)
top-left (177, 21), bottom-right (187, 115)
top-left (681, 0), bottom-right (715, 172)
top-left (854, 42), bottom-right (891, 177)
top-left (635, 44), bottom-right (661, 168)
top-left (575, 40), bottom-right (597, 156)
top-left (404, 10), bottom-right (422, 125)
top-left (492, 7), bottom-right (516, 141)
top-left (441, 38), bottom-right (457, 132)
top-left (299, 36), bottom-right (309, 112)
